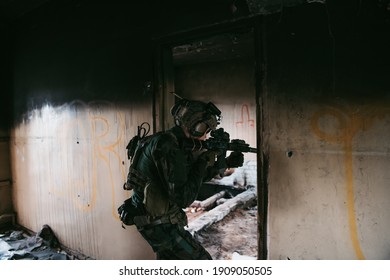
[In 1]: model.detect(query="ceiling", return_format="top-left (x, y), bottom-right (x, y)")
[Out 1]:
top-left (172, 29), bottom-right (255, 66)
top-left (0, 0), bottom-right (254, 65)
top-left (0, 0), bottom-right (311, 24)
top-left (0, 0), bottom-right (50, 23)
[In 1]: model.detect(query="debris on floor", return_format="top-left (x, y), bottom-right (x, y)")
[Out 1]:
top-left (185, 185), bottom-right (257, 235)
top-left (196, 204), bottom-right (258, 260)
top-left (0, 224), bottom-right (69, 260)
top-left (182, 177), bottom-right (258, 261)
top-left (184, 181), bottom-right (258, 261)
top-left (231, 251), bottom-right (257, 260)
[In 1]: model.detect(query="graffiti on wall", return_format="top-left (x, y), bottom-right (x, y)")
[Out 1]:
top-left (311, 103), bottom-right (390, 260)
top-left (235, 104), bottom-right (255, 128)
top-left (14, 102), bottom-right (257, 226)
top-left (14, 101), bottom-right (131, 222)
top-left (233, 104), bottom-right (257, 162)
top-left (89, 110), bottom-right (128, 219)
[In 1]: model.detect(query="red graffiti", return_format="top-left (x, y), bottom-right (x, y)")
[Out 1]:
top-left (235, 104), bottom-right (254, 128)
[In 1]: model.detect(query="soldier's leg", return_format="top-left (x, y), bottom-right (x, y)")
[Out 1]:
top-left (139, 224), bottom-right (212, 260)
top-left (158, 225), bottom-right (212, 260)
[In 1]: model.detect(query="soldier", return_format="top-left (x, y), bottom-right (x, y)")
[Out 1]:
top-left (118, 99), bottom-right (244, 259)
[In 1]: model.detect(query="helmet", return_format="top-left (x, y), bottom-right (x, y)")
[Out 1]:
top-left (170, 99), bottom-right (222, 137)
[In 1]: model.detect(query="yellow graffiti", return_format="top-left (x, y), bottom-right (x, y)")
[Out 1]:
top-left (311, 103), bottom-right (390, 260)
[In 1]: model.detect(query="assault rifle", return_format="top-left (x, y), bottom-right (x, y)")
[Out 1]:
top-left (183, 128), bottom-right (257, 172)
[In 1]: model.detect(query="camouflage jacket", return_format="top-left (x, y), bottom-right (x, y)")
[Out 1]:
top-left (129, 126), bottom-right (213, 225)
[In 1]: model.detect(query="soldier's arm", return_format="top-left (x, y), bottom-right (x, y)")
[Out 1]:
top-left (153, 133), bottom-right (208, 208)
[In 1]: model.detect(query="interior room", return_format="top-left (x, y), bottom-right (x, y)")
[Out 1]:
top-left (1, 0), bottom-right (389, 260)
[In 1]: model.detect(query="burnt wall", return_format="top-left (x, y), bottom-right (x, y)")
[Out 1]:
top-left (263, 2), bottom-right (390, 259)
top-left (7, 0), bottom-right (255, 259)
top-left (11, 0), bottom-right (154, 123)
top-left (5, 0), bottom-right (390, 259)
top-left (0, 23), bottom-right (13, 130)
top-left (10, 0), bottom-right (248, 125)
top-left (265, 1), bottom-right (390, 101)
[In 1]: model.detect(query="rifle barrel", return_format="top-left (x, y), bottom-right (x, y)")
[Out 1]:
top-left (182, 138), bottom-right (257, 153)
top-left (247, 147), bottom-right (257, 153)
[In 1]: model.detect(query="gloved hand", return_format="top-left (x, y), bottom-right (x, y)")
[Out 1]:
top-left (198, 150), bottom-right (219, 168)
top-left (117, 198), bottom-right (136, 225)
top-left (225, 151), bottom-right (244, 168)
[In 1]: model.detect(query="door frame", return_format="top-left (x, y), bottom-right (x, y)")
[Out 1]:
top-left (152, 15), bottom-right (268, 259)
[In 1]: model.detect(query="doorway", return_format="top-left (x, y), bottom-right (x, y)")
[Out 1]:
top-left (155, 24), bottom-right (262, 259)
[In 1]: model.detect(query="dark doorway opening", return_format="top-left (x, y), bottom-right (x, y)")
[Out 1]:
top-left (155, 25), bottom-right (260, 259)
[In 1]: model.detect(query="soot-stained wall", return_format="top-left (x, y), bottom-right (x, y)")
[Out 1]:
top-left (10, 0), bottom-right (159, 259)
top-left (0, 23), bottom-right (12, 130)
top-left (264, 2), bottom-right (390, 259)
top-left (8, 0), bottom-right (254, 259)
top-left (5, 0), bottom-right (390, 259)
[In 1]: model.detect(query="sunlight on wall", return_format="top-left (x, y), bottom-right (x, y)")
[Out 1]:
top-left (11, 101), bottom-right (154, 259)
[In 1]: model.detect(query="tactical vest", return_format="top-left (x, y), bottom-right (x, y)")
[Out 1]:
top-left (122, 124), bottom-right (189, 227)
top-left (124, 132), bottom-right (158, 192)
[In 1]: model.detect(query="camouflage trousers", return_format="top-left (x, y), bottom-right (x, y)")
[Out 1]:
top-left (138, 223), bottom-right (212, 260)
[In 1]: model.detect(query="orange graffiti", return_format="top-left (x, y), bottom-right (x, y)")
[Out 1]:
top-left (311, 103), bottom-right (390, 260)
top-left (44, 102), bottom-right (128, 219)
top-left (89, 111), bottom-right (127, 219)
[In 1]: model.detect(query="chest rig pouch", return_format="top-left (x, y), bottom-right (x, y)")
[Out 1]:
top-left (123, 122), bottom-right (151, 191)
top-left (118, 123), bottom-right (151, 227)
top-left (120, 124), bottom-right (188, 227)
